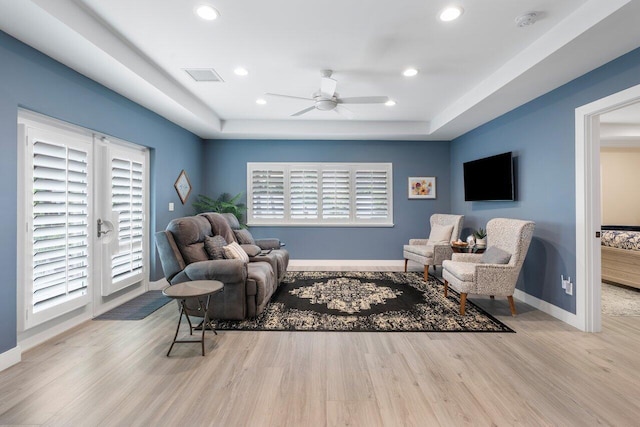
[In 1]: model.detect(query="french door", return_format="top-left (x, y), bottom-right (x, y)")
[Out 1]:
top-left (19, 112), bottom-right (148, 330)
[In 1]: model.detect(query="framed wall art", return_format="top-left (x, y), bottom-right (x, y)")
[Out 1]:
top-left (174, 169), bottom-right (192, 204)
top-left (408, 177), bottom-right (436, 199)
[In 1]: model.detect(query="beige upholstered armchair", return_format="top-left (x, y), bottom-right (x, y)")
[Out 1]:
top-left (403, 214), bottom-right (464, 280)
top-left (442, 218), bottom-right (535, 315)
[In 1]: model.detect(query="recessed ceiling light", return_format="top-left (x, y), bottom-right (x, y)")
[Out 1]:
top-left (196, 5), bottom-right (219, 20)
top-left (402, 68), bottom-right (418, 77)
top-left (256, 98), bottom-right (266, 105)
top-left (234, 67), bottom-right (248, 76)
top-left (439, 6), bottom-right (463, 22)
top-left (385, 100), bottom-right (397, 107)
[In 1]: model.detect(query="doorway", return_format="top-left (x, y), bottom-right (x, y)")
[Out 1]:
top-left (575, 83), bottom-right (640, 332)
top-left (17, 111), bottom-right (149, 333)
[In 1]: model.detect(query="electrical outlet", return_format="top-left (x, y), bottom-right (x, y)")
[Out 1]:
top-left (169, 202), bottom-right (175, 212)
top-left (561, 275), bottom-right (567, 289)
top-left (565, 280), bottom-right (573, 295)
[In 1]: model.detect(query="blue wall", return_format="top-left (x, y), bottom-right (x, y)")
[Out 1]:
top-left (0, 31), bottom-right (203, 354)
top-left (203, 139), bottom-right (451, 259)
top-left (451, 46), bottom-right (640, 314)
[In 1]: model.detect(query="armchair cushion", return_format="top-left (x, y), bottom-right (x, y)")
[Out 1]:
top-left (442, 261), bottom-right (476, 282)
top-left (403, 244), bottom-right (433, 257)
top-left (481, 246), bottom-right (512, 265)
top-left (204, 235), bottom-right (227, 260)
top-left (224, 241), bottom-right (250, 263)
top-left (234, 229), bottom-right (256, 245)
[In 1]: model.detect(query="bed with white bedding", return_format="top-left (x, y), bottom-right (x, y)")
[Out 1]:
top-left (601, 227), bottom-right (640, 289)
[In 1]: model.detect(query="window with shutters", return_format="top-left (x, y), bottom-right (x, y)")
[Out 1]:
top-left (247, 163), bottom-right (393, 226)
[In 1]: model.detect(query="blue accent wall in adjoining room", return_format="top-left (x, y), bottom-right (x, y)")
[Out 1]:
top-left (0, 30), bottom-right (203, 355)
top-left (203, 139), bottom-right (451, 259)
top-left (451, 46), bottom-right (640, 314)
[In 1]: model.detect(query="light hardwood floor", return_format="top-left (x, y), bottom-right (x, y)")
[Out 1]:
top-left (1, 265), bottom-right (640, 426)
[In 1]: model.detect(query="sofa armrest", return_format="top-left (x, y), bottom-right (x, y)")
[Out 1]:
top-left (255, 238), bottom-right (283, 250)
top-left (181, 259), bottom-right (248, 283)
top-left (408, 238), bottom-right (429, 246)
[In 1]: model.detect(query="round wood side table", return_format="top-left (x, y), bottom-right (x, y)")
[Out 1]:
top-left (162, 280), bottom-right (224, 356)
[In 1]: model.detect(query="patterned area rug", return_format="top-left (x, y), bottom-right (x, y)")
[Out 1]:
top-left (216, 271), bottom-right (514, 332)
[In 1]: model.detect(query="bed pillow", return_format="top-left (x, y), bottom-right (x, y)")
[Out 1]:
top-left (223, 241), bottom-right (250, 263)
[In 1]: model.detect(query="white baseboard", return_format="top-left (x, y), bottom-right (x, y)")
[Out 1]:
top-left (0, 345), bottom-right (21, 373)
top-left (513, 289), bottom-right (582, 330)
top-left (149, 278), bottom-right (169, 291)
top-left (289, 259), bottom-right (405, 268)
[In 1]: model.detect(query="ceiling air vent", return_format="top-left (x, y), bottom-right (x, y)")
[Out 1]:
top-left (184, 68), bottom-right (224, 82)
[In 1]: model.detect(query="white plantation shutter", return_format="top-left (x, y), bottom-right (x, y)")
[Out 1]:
top-left (110, 157), bottom-right (144, 287)
top-left (28, 131), bottom-right (91, 322)
top-left (322, 169), bottom-right (350, 219)
top-left (248, 163), bottom-right (392, 226)
top-left (290, 169), bottom-right (318, 219)
top-left (250, 169), bottom-right (285, 219)
top-left (356, 170), bottom-right (390, 219)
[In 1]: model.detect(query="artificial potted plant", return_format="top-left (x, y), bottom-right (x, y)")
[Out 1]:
top-left (474, 227), bottom-right (487, 247)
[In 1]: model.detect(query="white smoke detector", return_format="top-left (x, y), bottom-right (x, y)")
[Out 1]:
top-left (515, 12), bottom-right (539, 28)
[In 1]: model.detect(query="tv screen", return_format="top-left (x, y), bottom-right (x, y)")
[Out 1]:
top-left (463, 152), bottom-right (515, 201)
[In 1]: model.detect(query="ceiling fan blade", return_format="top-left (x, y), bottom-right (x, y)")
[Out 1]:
top-left (291, 106), bottom-right (316, 117)
top-left (266, 93), bottom-right (314, 101)
top-left (337, 96), bottom-right (389, 104)
top-left (320, 77), bottom-right (337, 97)
top-left (335, 105), bottom-right (354, 119)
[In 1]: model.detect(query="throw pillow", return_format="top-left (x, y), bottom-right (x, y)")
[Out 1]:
top-left (223, 241), bottom-right (250, 264)
top-left (203, 235), bottom-right (227, 260)
top-left (428, 223), bottom-right (455, 244)
top-left (234, 229), bottom-right (256, 245)
top-left (481, 246), bottom-right (512, 264)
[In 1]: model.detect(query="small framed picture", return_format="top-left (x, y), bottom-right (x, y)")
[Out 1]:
top-left (174, 170), bottom-right (192, 204)
top-left (408, 177), bottom-right (436, 199)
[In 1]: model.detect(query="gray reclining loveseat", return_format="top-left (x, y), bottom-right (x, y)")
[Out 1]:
top-left (155, 212), bottom-right (289, 320)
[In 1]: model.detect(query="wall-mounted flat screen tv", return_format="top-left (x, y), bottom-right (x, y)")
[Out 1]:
top-left (463, 152), bottom-right (515, 201)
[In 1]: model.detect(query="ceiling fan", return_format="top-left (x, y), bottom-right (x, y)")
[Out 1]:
top-left (265, 70), bottom-right (390, 118)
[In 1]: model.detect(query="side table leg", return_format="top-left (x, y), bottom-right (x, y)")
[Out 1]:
top-left (167, 301), bottom-right (185, 357)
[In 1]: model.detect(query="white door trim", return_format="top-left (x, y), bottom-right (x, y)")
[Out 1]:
top-left (575, 83), bottom-right (640, 332)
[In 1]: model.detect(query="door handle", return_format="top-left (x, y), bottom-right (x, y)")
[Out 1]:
top-left (97, 219), bottom-right (111, 237)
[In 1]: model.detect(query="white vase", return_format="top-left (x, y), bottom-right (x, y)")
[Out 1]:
top-left (476, 238), bottom-right (487, 247)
